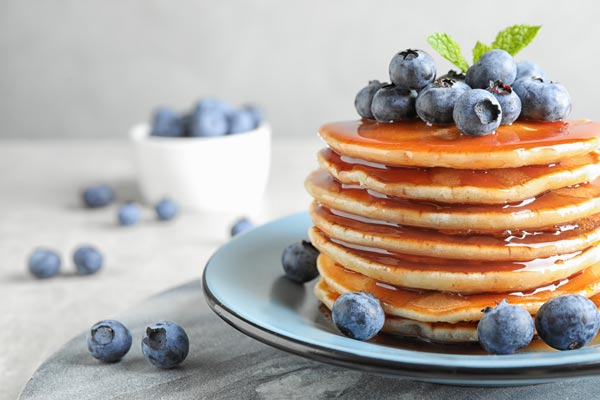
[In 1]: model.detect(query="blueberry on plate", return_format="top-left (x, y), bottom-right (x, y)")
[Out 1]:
top-left (354, 80), bottom-right (386, 120)
top-left (389, 49), bottom-right (436, 91)
top-left (477, 299), bottom-right (534, 355)
top-left (230, 217), bottom-right (255, 237)
top-left (453, 89), bottom-right (502, 136)
top-left (370, 84), bottom-right (417, 123)
top-left (512, 77), bottom-right (571, 121)
top-left (281, 240), bottom-right (319, 283)
top-left (118, 203), bottom-right (141, 226)
top-left (150, 107), bottom-right (184, 137)
top-left (516, 60), bottom-right (547, 81)
top-left (28, 248), bottom-right (61, 279)
top-left (73, 245), bottom-right (103, 275)
top-left (487, 80), bottom-right (522, 125)
top-left (142, 321), bottom-right (189, 369)
top-left (466, 49), bottom-right (517, 89)
top-left (82, 184), bottom-right (115, 208)
top-left (227, 108), bottom-right (257, 134)
top-left (332, 291), bottom-right (385, 341)
top-left (155, 198), bottom-right (178, 221)
top-left (416, 78), bottom-right (470, 124)
top-left (88, 320), bottom-right (132, 362)
top-left (535, 294), bottom-right (600, 350)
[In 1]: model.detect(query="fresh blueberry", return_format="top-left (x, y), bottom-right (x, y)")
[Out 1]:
top-left (188, 107), bottom-right (229, 137)
top-left (416, 78), bottom-right (470, 124)
top-left (512, 77), bottom-right (571, 121)
top-left (242, 104), bottom-right (263, 127)
top-left (142, 321), bottom-right (189, 369)
top-left (28, 248), bottom-right (61, 279)
top-left (332, 291), bottom-right (385, 341)
top-left (370, 84), bottom-right (416, 123)
top-left (516, 60), bottom-right (547, 81)
top-left (354, 80), bottom-right (386, 120)
top-left (155, 198), bottom-right (178, 221)
top-left (453, 89), bottom-right (502, 136)
top-left (118, 203), bottom-right (141, 226)
top-left (87, 320), bottom-right (132, 362)
top-left (477, 300), bottom-right (534, 355)
top-left (73, 245), bottom-right (103, 275)
top-left (150, 107), bottom-right (184, 137)
top-left (281, 240), bottom-right (319, 283)
top-left (82, 184), bottom-right (114, 208)
top-left (228, 109), bottom-right (257, 134)
top-left (230, 217), bottom-right (255, 237)
top-left (194, 97), bottom-right (234, 115)
top-left (438, 70), bottom-right (466, 81)
top-left (466, 49), bottom-right (517, 89)
top-left (487, 80), bottom-right (522, 125)
top-left (535, 294), bottom-right (600, 350)
top-left (389, 49), bottom-right (436, 91)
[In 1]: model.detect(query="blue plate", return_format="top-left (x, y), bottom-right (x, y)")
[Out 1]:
top-left (203, 212), bottom-right (600, 386)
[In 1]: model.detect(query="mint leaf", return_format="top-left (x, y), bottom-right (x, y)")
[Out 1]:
top-left (427, 33), bottom-right (469, 73)
top-left (491, 24), bottom-right (541, 56)
top-left (472, 41), bottom-right (491, 64)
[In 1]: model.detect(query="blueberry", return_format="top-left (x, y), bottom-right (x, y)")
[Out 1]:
top-left (227, 109), bottom-right (257, 134)
top-left (487, 80), bottom-right (522, 125)
top-left (142, 321), bottom-right (189, 369)
top-left (88, 320), bottom-right (132, 362)
top-left (389, 49), bottom-right (436, 91)
top-left (188, 107), bottom-right (229, 137)
top-left (194, 97), bottom-right (234, 115)
top-left (82, 184), bottom-right (114, 208)
top-left (453, 89), bottom-right (502, 136)
top-left (73, 245), bottom-right (103, 275)
top-left (150, 107), bottom-right (184, 137)
top-left (230, 217), bottom-right (255, 237)
top-left (118, 203), bottom-right (141, 226)
top-left (28, 248), bottom-right (61, 279)
top-left (516, 60), bottom-right (547, 81)
top-left (416, 78), bottom-right (470, 124)
top-left (242, 104), bottom-right (263, 127)
top-left (466, 49), bottom-right (517, 89)
top-left (154, 198), bottom-right (178, 221)
top-left (477, 300), bottom-right (534, 355)
top-left (535, 294), bottom-right (600, 350)
top-left (512, 77), bottom-right (571, 121)
top-left (438, 70), bottom-right (466, 81)
top-left (332, 291), bottom-right (385, 341)
top-left (370, 84), bottom-right (417, 123)
top-left (281, 240), bottom-right (319, 283)
top-left (354, 80), bottom-right (386, 120)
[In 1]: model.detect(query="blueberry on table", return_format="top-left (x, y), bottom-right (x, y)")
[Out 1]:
top-left (512, 77), bottom-right (571, 121)
top-left (354, 80), bottom-right (386, 120)
top-left (332, 291), bottom-right (385, 341)
top-left (227, 109), bottom-right (257, 134)
top-left (477, 299), bottom-right (534, 355)
top-left (150, 107), bottom-right (184, 137)
top-left (453, 89), bottom-right (502, 136)
top-left (535, 294), bottom-right (600, 350)
top-left (389, 49), bottom-right (436, 91)
top-left (370, 84), bottom-right (417, 123)
top-left (28, 248), bottom-right (61, 279)
top-left (73, 245), bottom-right (103, 275)
top-left (118, 203), bottom-right (141, 226)
top-left (516, 60), bottom-right (547, 81)
top-left (82, 184), bottom-right (114, 208)
top-left (415, 78), bottom-right (470, 124)
top-left (88, 320), bottom-right (132, 362)
top-left (487, 80), bottom-right (522, 125)
top-left (281, 240), bottom-right (319, 283)
top-left (230, 217), bottom-right (255, 237)
top-left (466, 49), bottom-right (517, 89)
top-left (142, 321), bottom-right (189, 369)
top-left (155, 198), bottom-right (178, 221)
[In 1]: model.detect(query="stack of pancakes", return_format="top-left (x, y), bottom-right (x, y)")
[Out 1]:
top-left (306, 119), bottom-right (600, 343)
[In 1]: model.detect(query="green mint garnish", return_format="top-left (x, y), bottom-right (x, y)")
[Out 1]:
top-left (426, 33), bottom-right (469, 73)
top-left (490, 24), bottom-right (542, 56)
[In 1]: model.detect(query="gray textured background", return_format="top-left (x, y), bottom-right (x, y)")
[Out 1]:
top-left (1, 0), bottom-right (598, 139)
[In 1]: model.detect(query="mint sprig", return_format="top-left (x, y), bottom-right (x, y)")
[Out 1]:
top-left (426, 33), bottom-right (469, 73)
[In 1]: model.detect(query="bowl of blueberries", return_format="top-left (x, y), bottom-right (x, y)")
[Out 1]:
top-left (130, 97), bottom-right (270, 213)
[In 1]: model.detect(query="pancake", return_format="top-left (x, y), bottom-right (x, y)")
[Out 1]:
top-left (319, 120), bottom-right (600, 169)
top-left (309, 227), bottom-right (600, 293)
top-left (310, 203), bottom-right (600, 261)
top-left (305, 170), bottom-right (600, 231)
top-left (318, 148), bottom-right (600, 205)
top-left (316, 254), bottom-right (600, 323)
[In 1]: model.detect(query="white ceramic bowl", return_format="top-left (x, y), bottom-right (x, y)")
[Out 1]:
top-left (130, 123), bottom-right (271, 213)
